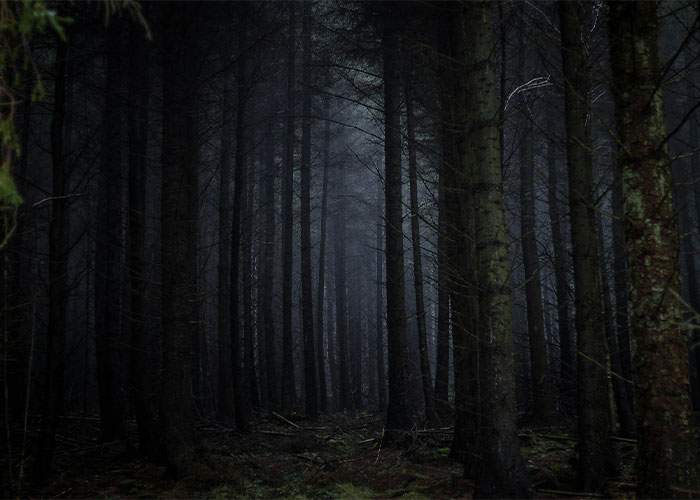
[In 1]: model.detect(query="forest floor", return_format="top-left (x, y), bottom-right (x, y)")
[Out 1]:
top-left (14, 410), bottom-right (637, 499)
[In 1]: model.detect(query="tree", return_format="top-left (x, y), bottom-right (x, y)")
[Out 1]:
top-left (35, 32), bottom-right (68, 481)
top-left (217, 30), bottom-right (236, 420)
top-left (315, 68), bottom-right (331, 413)
top-left (559, 2), bottom-right (613, 490)
top-left (382, 8), bottom-right (411, 436)
top-left (462, 3), bottom-right (530, 496)
top-left (608, 1), bottom-right (700, 496)
top-left (405, 74), bottom-right (438, 427)
top-left (231, 10), bottom-right (252, 429)
top-left (281, 2), bottom-right (296, 412)
top-left (300, 2), bottom-right (317, 417)
top-left (94, 22), bottom-right (126, 444)
top-left (127, 21), bottom-right (157, 454)
top-left (545, 140), bottom-right (573, 411)
top-left (160, 3), bottom-right (199, 474)
top-left (517, 96), bottom-right (555, 426)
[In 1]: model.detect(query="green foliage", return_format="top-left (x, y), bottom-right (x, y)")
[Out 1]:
top-left (0, 0), bottom-right (71, 221)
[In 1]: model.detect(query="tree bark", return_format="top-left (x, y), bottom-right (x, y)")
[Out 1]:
top-left (315, 69), bottom-right (331, 414)
top-left (95, 23), bottom-right (126, 444)
top-left (334, 162), bottom-right (351, 411)
top-left (300, 2), bottom-right (317, 418)
top-left (281, 2), bottom-right (296, 412)
top-left (218, 40), bottom-right (236, 420)
top-left (160, 3), bottom-right (199, 475)
top-left (375, 183), bottom-right (386, 409)
top-left (261, 123), bottom-right (278, 410)
top-left (608, 2), bottom-right (700, 496)
top-left (382, 11), bottom-right (411, 435)
top-left (405, 76), bottom-right (438, 427)
top-left (463, 3), bottom-right (530, 496)
top-left (231, 13), bottom-right (252, 429)
top-left (127, 22), bottom-right (157, 454)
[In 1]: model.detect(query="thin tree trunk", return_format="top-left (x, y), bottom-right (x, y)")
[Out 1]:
top-left (316, 70), bottom-right (331, 413)
top-left (281, 2), bottom-right (296, 412)
top-left (596, 212), bottom-right (634, 438)
top-left (217, 42), bottom-right (235, 419)
top-left (334, 163), bottom-right (351, 411)
top-left (160, 3), bottom-right (198, 475)
top-left (300, 2), bottom-right (317, 418)
top-left (35, 35), bottom-right (68, 481)
top-left (519, 120), bottom-right (555, 426)
top-left (444, 6), bottom-right (478, 466)
top-left (95, 24), bottom-right (126, 444)
top-left (262, 124), bottom-right (278, 410)
top-left (609, 2), bottom-right (700, 496)
top-left (611, 173), bottom-right (634, 409)
top-left (560, 2), bottom-right (613, 490)
top-left (127, 23), bottom-right (157, 455)
top-left (405, 76), bottom-right (438, 427)
top-left (231, 14), bottom-right (252, 429)
top-left (242, 145), bottom-right (259, 408)
top-left (382, 11), bottom-right (411, 435)
top-left (546, 141), bottom-right (573, 412)
top-left (375, 183), bottom-right (386, 409)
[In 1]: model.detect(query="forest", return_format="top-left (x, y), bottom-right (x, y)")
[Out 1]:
top-left (1, 0), bottom-right (700, 498)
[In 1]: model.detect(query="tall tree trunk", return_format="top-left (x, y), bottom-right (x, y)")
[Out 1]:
top-left (95, 23), bottom-right (126, 444)
top-left (334, 163), bottom-right (351, 411)
top-left (160, 3), bottom-right (199, 475)
top-left (596, 212), bottom-right (635, 438)
top-left (434, 24), bottom-right (453, 417)
top-left (262, 124), bottom-right (278, 410)
top-left (349, 282), bottom-right (363, 410)
top-left (610, 173), bottom-right (634, 408)
top-left (242, 146), bottom-right (259, 408)
top-left (519, 119), bottom-right (555, 426)
top-left (35, 35), bottom-right (68, 481)
top-left (231, 15), bottom-right (252, 429)
top-left (375, 183), bottom-right (386, 409)
top-left (560, 2), bottom-right (614, 491)
top-left (281, 2), bottom-right (296, 412)
top-left (546, 141), bottom-right (573, 412)
top-left (405, 76), bottom-right (438, 427)
top-left (316, 71), bottom-right (331, 413)
top-left (127, 23), bottom-right (157, 455)
top-left (300, 2), bottom-right (317, 418)
top-left (687, 76), bottom-right (700, 411)
top-left (382, 11), bottom-right (411, 435)
top-left (609, 2), bottom-right (700, 496)
top-left (463, 3), bottom-right (530, 496)
top-left (444, 6), bottom-right (478, 466)
top-left (217, 43), bottom-right (235, 419)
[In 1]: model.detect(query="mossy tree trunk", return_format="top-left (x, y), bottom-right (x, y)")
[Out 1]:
top-left (608, 1), bottom-right (700, 496)
top-left (462, 3), bottom-right (531, 497)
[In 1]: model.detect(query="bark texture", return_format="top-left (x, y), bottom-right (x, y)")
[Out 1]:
top-left (608, 2), bottom-right (700, 496)
top-left (463, 3), bottom-right (530, 497)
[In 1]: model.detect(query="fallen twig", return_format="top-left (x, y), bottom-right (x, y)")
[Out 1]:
top-left (537, 488), bottom-right (603, 497)
top-left (259, 430), bottom-right (294, 437)
top-left (271, 411), bottom-right (302, 430)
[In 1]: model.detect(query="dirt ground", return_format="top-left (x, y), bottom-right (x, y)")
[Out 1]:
top-left (11, 411), bottom-right (636, 499)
